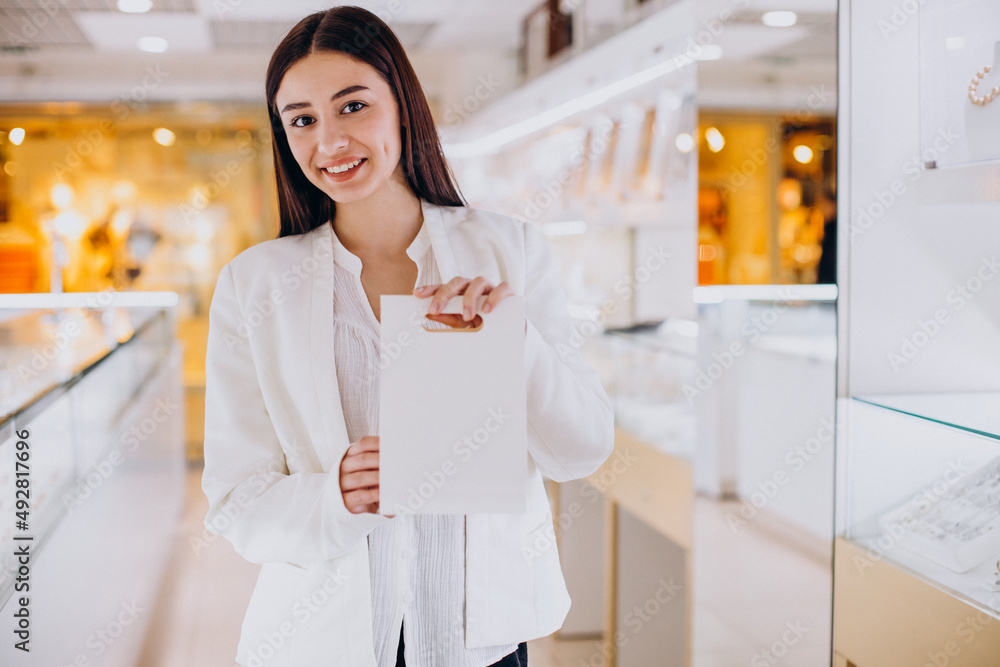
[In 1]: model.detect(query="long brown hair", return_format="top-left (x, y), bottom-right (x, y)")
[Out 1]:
top-left (265, 6), bottom-right (466, 237)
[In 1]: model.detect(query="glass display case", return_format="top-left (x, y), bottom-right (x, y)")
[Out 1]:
top-left (834, 0), bottom-right (1000, 663)
top-left (0, 293), bottom-right (184, 665)
top-left (602, 319), bottom-right (698, 461)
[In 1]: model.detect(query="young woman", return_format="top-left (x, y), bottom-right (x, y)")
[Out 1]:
top-left (201, 7), bottom-right (614, 667)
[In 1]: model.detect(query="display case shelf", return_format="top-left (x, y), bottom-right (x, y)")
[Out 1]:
top-left (854, 392), bottom-right (1000, 443)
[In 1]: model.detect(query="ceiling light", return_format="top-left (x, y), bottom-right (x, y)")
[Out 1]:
top-left (793, 145), bottom-right (814, 164)
top-left (705, 127), bottom-right (725, 152)
top-left (138, 36), bottom-right (168, 53)
top-left (117, 0), bottom-right (153, 13)
top-left (8, 127), bottom-right (26, 146)
top-left (153, 128), bottom-right (176, 146)
top-left (762, 11), bottom-right (798, 28)
top-left (675, 133), bottom-right (695, 153)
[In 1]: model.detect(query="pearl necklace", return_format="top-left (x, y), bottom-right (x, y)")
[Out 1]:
top-left (969, 65), bottom-right (1000, 106)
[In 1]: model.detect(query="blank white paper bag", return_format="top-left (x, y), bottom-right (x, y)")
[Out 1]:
top-left (378, 294), bottom-right (527, 515)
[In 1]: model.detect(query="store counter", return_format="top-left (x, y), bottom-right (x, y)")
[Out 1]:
top-left (0, 293), bottom-right (184, 665)
top-left (551, 321), bottom-right (696, 667)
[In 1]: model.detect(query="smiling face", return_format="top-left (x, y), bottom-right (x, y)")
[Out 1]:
top-left (274, 50), bottom-right (405, 204)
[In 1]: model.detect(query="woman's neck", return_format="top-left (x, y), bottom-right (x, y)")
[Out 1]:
top-left (332, 173), bottom-right (423, 258)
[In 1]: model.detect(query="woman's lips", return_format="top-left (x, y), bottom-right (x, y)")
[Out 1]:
top-left (321, 158), bottom-right (367, 182)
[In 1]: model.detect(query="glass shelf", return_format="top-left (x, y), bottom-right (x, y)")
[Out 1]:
top-left (854, 392), bottom-right (1000, 442)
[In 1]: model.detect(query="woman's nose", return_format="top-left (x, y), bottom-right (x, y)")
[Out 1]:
top-left (317, 120), bottom-right (349, 156)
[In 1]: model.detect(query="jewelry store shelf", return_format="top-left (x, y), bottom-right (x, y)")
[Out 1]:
top-left (854, 392), bottom-right (1000, 443)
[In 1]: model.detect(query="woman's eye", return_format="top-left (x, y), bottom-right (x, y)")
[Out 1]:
top-left (343, 101), bottom-right (367, 114)
top-left (290, 116), bottom-right (314, 128)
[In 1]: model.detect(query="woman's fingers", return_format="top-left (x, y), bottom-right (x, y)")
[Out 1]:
top-left (346, 435), bottom-right (379, 455)
top-left (344, 486), bottom-right (379, 513)
top-left (340, 450), bottom-right (379, 474)
top-left (340, 436), bottom-right (382, 513)
top-left (481, 281), bottom-right (514, 314)
top-left (413, 278), bottom-right (517, 320)
top-left (341, 469), bottom-right (379, 492)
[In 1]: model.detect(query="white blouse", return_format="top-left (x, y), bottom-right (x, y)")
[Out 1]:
top-left (329, 219), bottom-right (519, 667)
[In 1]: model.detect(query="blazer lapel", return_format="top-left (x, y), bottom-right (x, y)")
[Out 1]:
top-left (310, 224), bottom-right (350, 473)
top-left (421, 199), bottom-right (460, 284)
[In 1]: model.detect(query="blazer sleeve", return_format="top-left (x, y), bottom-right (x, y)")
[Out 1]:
top-left (521, 220), bottom-right (615, 482)
top-left (201, 263), bottom-right (389, 568)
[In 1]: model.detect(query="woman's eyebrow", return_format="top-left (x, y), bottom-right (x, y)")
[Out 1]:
top-left (280, 85), bottom-right (371, 115)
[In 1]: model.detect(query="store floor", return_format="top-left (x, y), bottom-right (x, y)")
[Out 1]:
top-left (136, 461), bottom-right (598, 666)
top-left (692, 497), bottom-right (832, 666)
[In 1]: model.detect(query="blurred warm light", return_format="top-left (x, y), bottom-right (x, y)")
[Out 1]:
top-left (153, 128), bottom-right (176, 146)
top-left (138, 36), bottom-right (169, 53)
top-left (111, 180), bottom-right (137, 203)
top-left (9, 128), bottom-right (25, 146)
top-left (778, 178), bottom-right (802, 210)
top-left (235, 129), bottom-right (253, 143)
top-left (50, 183), bottom-right (75, 210)
top-left (762, 11), bottom-right (798, 27)
top-left (675, 133), bottom-right (695, 153)
top-left (194, 224), bottom-right (215, 243)
top-left (186, 244), bottom-right (211, 270)
top-left (3, 162), bottom-right (15, 176)
top-left (195, 129), bottom-right (213, 145)
top-left (111, 209), bottom-right (133, 236)
top-left (51, 211), bottom-right (88, 240)
top-left (794, 245), bottom-right (817, 263)
top-left (705, 127), bottom-right (725, 153)
top-left (793, 145), bottom-right (814, 164)
top-left (118, 0), bottom-right (152, 12)
top-left (699, 244), bottom-right (717, 261)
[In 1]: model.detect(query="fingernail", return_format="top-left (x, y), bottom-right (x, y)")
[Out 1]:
top-left (483, 303), bottom-right (491, 313)
top-left (431, 301), bottom-right (441, 314)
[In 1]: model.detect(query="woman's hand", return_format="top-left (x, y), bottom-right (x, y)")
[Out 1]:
top-left (339, 436), bottom-right (392, 515)
top-left (413, 276), bottom-right (525, 333)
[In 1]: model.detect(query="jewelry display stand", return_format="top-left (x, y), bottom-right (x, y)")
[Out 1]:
top-left (918, 0), bottom-right (1000, 167)
top-left (835, 0), bottom-right (1000, 664)
top-left (965, 41), bottom-right (1000, 162)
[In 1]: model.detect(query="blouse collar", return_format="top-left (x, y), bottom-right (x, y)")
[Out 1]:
top-left (329, 202), bottom-right (431, 276)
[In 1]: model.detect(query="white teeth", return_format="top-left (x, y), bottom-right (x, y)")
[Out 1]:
top-left (326, 159), bottom-right (362, 174)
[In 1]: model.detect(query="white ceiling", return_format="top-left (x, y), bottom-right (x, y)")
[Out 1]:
top-left (0, 0), bottom-right (837, 113)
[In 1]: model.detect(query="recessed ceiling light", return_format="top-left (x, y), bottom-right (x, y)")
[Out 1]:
top-left (762, 11), bottom-right (798, 28)
top-left (138, 36), bottom-right (168, 53)
top-left (118, 0), bottom-right (153, 13)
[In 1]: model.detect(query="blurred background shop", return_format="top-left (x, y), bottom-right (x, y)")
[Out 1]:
top-left (2, 0), bottom-right (851, 664)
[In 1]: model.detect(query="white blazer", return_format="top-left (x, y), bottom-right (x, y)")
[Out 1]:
top-left (202, 198), bottom-right (615, 666)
